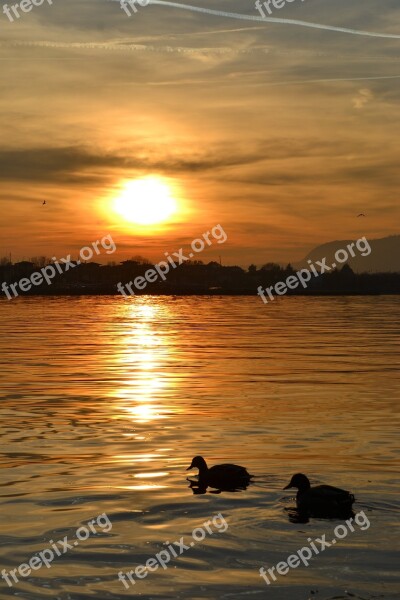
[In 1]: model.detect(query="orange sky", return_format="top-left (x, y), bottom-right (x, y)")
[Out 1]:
top-left (1, 0), bottom-right (400, 266)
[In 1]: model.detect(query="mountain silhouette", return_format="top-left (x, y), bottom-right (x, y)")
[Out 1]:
top-left (296, 235), bottom-right (400, 273)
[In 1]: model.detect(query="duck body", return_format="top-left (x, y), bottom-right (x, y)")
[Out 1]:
top-left (284, 473), bottom-right (355, 516)
top-left (187, 456), bottom-right (251, 489)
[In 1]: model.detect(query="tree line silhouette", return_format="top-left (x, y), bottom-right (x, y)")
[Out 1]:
top-left (1, 256), bottom-right (399, 297)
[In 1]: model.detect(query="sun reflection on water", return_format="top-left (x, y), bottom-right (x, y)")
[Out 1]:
top-left (107, 298), bottom-right (180, 475)
top-left (109, 298), bottom-right (177, 417)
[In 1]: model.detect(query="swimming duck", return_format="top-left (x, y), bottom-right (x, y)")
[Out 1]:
top-left (187, 456), bottom-right (252, 489)
top-left (284, 473), bottom-right (355, 515)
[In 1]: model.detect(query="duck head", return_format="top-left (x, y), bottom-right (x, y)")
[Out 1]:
top-left (187, 456), bottom-right (208, 472)
top-left (284, 473), bottom-right (311, 492)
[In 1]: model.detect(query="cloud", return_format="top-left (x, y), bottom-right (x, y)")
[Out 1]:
top-left (353, 87), bottom-right (373, 109)
top-left (0, 144), bottom-right (276, 184)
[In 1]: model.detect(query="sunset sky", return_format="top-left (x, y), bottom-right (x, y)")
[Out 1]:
top-left (1, 0), bottom-right (399, 266)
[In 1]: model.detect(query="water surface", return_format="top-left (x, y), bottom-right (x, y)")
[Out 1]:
top-left (0, 296), bottom-right (399, 599)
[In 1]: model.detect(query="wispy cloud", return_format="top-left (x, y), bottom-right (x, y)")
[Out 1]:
top-left (353, 87), bottom-right (373, 109)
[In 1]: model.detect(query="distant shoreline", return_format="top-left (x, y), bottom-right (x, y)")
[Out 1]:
top-left (1, 288), bottom-right (399, 299)
top-left (2, 259), bottom-right (399, 300)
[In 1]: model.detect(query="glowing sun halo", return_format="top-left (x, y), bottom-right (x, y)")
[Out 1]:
top-left (113, 177), bottom-right (177, 226)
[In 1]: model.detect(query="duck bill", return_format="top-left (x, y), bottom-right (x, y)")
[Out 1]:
top-left (186, 464), bottom-right (194, 471)
top-left (283, 483), bottom-right (292, 490)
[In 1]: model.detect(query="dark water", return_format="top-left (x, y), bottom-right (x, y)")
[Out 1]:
top-left (0, 296), bottom-right (399, 600)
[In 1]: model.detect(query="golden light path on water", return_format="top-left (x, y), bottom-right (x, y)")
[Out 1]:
top-left (109, 300), bottom-right (179, 490)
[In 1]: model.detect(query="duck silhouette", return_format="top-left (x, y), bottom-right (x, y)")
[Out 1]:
top-left (284, 473), bottom-right (355, 516)
top-left (187, 456), bottom-right (252, 491)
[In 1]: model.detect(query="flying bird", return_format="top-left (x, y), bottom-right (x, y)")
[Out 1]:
top-left (42, 201), bottom-right (46, 205)
top-left (357, 213), bottom-right (365, 217)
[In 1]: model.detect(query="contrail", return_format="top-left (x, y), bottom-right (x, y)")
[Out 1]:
top-left (261, 74), bottom-right (400, 87)
top-left (123, 0), bottom-right (400, 40)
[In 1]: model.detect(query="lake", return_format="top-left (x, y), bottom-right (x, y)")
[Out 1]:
top-left (0, 296), bottom-right (399, 600)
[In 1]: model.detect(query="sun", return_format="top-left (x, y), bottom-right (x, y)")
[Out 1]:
top-left (113, 177), bottom-right (177, 226)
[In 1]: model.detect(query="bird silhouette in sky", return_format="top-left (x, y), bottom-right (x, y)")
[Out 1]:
top-left (357, 213), bottom-right (365, 217)
top-left (42, 201), bottom-right (46, 205)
